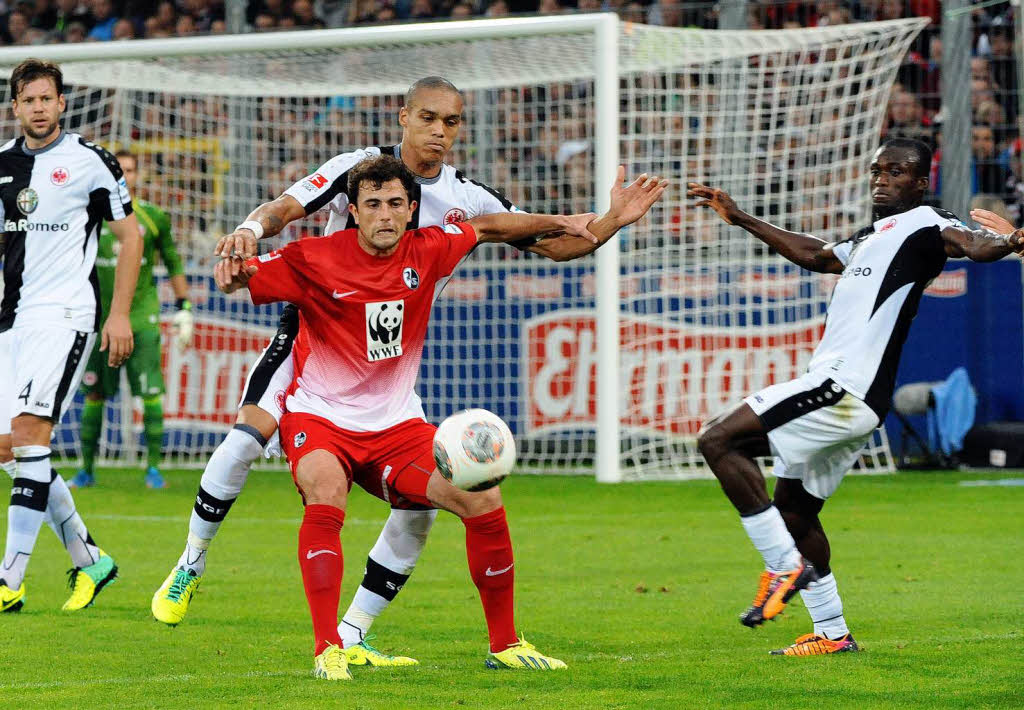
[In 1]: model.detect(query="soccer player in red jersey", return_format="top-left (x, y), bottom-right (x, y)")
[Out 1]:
top-left (216, 154), bottom-right (667, 680)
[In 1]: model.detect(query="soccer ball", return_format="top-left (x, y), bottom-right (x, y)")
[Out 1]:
top-left (433, 409), bottom-right (516, 491)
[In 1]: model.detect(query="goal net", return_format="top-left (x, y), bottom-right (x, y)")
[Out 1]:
top-left (0, 16), bottom-right (927, 479)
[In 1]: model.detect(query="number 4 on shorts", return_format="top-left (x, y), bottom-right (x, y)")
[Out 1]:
top-left (18, 381), bottom-right (31, 405)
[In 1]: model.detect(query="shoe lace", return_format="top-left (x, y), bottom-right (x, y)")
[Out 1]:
top-left (323, 644), bottom-right (346, 671)
top-left (65, 568), bottom-right (83, 592)
top-left (358, 634), bottom-right (385, 655)
top-left (751, 571), bottom-right (775, 606)
top-left (166, 569), bottom-right (193, 603)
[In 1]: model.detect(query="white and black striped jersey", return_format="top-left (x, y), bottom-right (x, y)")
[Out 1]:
top-left (808, 205), bottom-right (961, 417)
top-left (283, 144), bottom-right (519, 234)
top-left (0, 132), bottom-right (131, 333)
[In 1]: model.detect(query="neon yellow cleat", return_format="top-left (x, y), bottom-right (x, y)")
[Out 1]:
top-left (344, 636), bottom-right (419, 667)
top-left (314, 643), bottom-right (353, 680)
top-left (152, 567), bottom-right (201, 626)
top-left (62, 551), bottom-right (118, 611)
top-left (485, 637), bottom-right (567, 670)
top-left (1, 580), bottom-right (25, 612)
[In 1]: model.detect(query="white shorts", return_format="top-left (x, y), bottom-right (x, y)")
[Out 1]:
top-left (744, 371), bottom-right (879, 500)
top-left (0, 326), bottom-right (95, 436)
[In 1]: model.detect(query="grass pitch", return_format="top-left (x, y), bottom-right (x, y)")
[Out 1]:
top-left (1, 468), bottom-right (1021, 709)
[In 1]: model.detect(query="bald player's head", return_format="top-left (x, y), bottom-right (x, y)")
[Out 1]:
top-left (404, 76), bottom-right (462, 109)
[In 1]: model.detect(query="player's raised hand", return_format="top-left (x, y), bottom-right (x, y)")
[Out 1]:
top-left (609, 166), bottom-right (669, 228)
top-left (687, 182), bottom-right (740, 225)
top-left (969, 209), bottom-right (1016, 235)
top-left (214, 228), bottom-right (259, 260)
top-left (215, 257), bottom-right (258, 294)
top-left (100, 312), bottom-right (135, 367)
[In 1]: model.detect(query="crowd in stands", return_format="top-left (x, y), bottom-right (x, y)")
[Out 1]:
top-left (0, 0), bottom-right (1018, 261)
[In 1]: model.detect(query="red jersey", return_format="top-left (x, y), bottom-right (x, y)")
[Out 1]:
top-left (246, 222), bottom-right (477, 432)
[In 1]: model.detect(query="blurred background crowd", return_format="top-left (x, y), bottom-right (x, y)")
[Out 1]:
top-left (0, 0), bottom-right (1018, 262)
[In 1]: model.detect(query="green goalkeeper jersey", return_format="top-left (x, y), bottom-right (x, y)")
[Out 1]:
top-left (96, 199), bottom-right (185, 333)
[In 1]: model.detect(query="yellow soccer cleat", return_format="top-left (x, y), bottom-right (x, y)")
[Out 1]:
top-left (62, 550), bottom-right (118, 611)
top-left (314, 643), bottom-right (353, 680)
top-left (152, 567), bottom-right (201, 626)
top-left (485, 637), bottom-right (567, 670)
top-left (344, 636), bottom-right (419, 667)
top-left (1, 580), bottom-right (25, 613)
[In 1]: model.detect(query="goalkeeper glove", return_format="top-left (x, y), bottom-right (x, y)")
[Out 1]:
top-left (172, 298), bottom-right (194, 352)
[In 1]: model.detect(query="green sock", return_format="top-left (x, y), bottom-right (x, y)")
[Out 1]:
top-left (143, 396), bottom-right (164, 470)
top-left (80, 398), bottom-right (104, 475)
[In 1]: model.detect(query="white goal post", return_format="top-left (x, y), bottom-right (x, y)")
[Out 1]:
top-left (0, 15), bottom-right (928, 482)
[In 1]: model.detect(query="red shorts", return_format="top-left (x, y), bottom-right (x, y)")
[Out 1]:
top-left (279, 412), bottom-right (438, 510)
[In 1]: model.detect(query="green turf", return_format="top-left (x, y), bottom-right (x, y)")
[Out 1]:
top-left (1, 468), bottom-right (1022, 709)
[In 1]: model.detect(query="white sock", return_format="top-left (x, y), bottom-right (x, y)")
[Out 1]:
top-left (46, 471), bottom-right (101, 568)
top-left (799, 572), bottom-right (849, 639)
top-left (178, 424), bottom-right (265, 576)
top-left (2, 446), bottom-right (53, 589)
top-left (739, 505), bottom-right (802, 573)
top-left (339, 508), bottom-right (437, 646)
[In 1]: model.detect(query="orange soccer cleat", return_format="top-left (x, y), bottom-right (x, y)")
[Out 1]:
top-left (740, 559), bottom-right (817, 627)
top-left (770, 633), bottom-right (860, 656)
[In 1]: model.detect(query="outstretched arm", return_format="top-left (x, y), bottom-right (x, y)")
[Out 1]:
top-left (942, 224), bottom-right (1024, 262)
top-left (214, 194), bottom-right (307, 259)
top-left (469, 167), bottom-right (668, 258)
top-left (687, 183), bottom-right (844, 274)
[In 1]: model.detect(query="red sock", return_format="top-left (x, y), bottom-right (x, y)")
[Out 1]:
top-left (463, 506), bottom-right (518, 652)
top-left (298, 504), bottom-right (345, 656)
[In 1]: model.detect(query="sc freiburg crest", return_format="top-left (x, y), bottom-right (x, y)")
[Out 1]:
top-left (403, 267), bottom-right (420, 290)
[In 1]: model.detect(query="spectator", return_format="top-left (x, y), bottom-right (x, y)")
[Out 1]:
top-left (887, 89), bottom-right (933, 147)
top-left (537, 0), bottom-right (561, 15)
top-left (409, 0), bottom-right (435, 19)
top-left (450, 1), bottom-right (473, 18)
top-left (347, 0), bottom-right (377, 24)
top-left (53, 0), bottom-right (92, 35)
top-left (252, 12), bottom-right (276, 29)
top-left (153, 0), bottom-right (176, 31)
top-left (987, 24), bottom-right (1019, 123)
top-left (6, 8), bottom-right (31, 43)
top-left (972, 124), bottom-right (1013, 196)
top-left (484, 0), bottom-right (507, 17)
top-left (292, 0), bottom-right (324, 28)
top-left (112, 15), bottom-right (132, 38)
top-left (209, 17), bottom-right (224, 32)
top-left (175, 12), bottom-right (196, 35)
top-left (86, 0), bottom-right (117, 40)
top-left (64, 17), bottom-right (86, 40)
top-left (30, 0), bottom-right (59, 30)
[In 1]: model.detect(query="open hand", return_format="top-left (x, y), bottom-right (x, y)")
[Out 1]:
top-left (687, 182), bottom-right (740, 224)
top-left (969, 209), bottom-right (1015, 235)
top-left (609, 166), bottom-right (669, 227)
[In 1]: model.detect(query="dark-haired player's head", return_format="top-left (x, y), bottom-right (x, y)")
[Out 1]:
top-left (347, 155), bottom-right (420, 255)
top-left (115, 149), bottom-right (139, 191)
top-left (10, 58), bottom-right (65, 144)
top-left (399, 76), bottom-right (464, 172)
top-left (869, 138), bottom-right (931, 219)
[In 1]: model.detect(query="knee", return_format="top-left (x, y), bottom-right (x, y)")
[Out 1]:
top-left (0, 435), bottom-right (12, 463)
top-left (303, 476), bottom-right (348, 507)
top-left (10, 415), bottom-right (51, 448)
top-left (432, 481), bottom-right (502, 520)
top-left (696, 422), bottom-right (729, 462)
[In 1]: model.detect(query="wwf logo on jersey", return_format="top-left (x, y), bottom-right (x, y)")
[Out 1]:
top-left (403, 267), bottom-right (420, 290)
top-left (365, 300), bottom-right (404, 362)
top-left (16, 187), bottom-right (38, 214)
